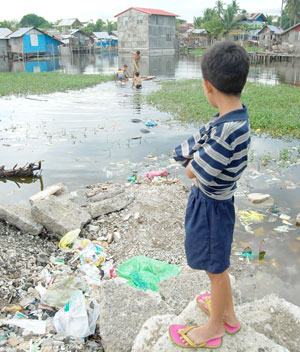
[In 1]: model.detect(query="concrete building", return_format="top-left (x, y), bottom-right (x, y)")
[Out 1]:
top-left (114, 7), bottom-right (179, 55)
top-left (0, 28), bottom-right (12, 57)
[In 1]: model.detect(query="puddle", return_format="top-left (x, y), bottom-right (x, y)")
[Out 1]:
top-left (1, 55), bottom-right (300, 306)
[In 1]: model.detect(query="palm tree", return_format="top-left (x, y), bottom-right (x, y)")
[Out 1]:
top-left (285, 0), bottom-right (300, 26)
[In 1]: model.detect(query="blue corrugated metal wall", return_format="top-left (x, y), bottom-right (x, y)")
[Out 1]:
top-left (23, 34), bottom-right (59, 54)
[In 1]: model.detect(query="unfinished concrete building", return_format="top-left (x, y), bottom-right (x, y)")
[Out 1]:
top-left (114, 7), bottom-right (179, 55)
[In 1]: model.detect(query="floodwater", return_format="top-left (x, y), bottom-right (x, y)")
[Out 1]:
top-left (0, 53), bottom-right (300, 306)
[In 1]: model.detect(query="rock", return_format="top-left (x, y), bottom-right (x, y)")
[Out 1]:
top-left (31, 195), bottom-right (91, 236)
top-left (88, 189), bottom-right (125, 203)
top-left (296, 213), bottom-right (300, 227)
top-left (7, 337), bottom-right (21, 347)
top-left (247, 193), bottom-right (271, 204)
top-left (132, 315), bottom-right (175, 352)
top-left (98, 279), bottom-right (175, 352)
top-left (159, 269), bottom-right (241, 315)
top-left (133, 299), bottom-right (289, 352)
top-left (29, 183), bottom-right (68, 204)
top-left (17, 341), bottom-right (30, 351)
top-left (70, 188), bottom-right (88, 207)
top-left (236, 294), bottom-right (300, 352)
top-left (88, 193), bottom-right (134, 219)
top-left (0, 204), bottom-right (43, 235)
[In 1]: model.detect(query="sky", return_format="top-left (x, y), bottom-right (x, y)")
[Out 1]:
top-left (1, 0), bottom-right (282, 23)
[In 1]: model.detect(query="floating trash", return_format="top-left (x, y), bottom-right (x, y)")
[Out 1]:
top-left (242, 246), bottom-right (253, 259)
top-left (131, 118), bottom-right (142, 123)
top-left (238, 210), bottom-right (266, 224)
top-left (274, 225), bottom-right (292, 233)
top-left (145, 120), bottom-right (157, 127)
top-left (259, 239), bottom-right (266, 262)
top-left (140, 128), bottom-right (151, 134)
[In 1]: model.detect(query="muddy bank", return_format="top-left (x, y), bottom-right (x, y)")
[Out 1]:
top-left (0, 179), bottom-right (299, 351)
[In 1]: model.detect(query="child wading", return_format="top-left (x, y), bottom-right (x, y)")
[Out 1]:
top-left (169, 42), bottom-right (250, 349)
top-left (132, 71), bottom-right (142, 89)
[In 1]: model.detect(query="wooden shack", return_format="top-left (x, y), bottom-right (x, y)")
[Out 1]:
top-left (281, 23), bottom-right (300, 45)
top-left (258, 25), bottom-right (283, 48)
top-left (56, 18), bottom-right (83, 34)
top-left (0, 28), bottom-right (12, 58)
top-left (6, 27), bottom-right (62, 60)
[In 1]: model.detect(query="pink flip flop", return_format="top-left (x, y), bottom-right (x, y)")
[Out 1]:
top-left (196, 293), bottom-right (241, 334)
top-left (169, 324), bottom-right (222, 349)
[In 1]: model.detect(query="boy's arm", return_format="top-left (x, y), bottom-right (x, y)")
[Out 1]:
top-left (173, 131), bottom-right (202, 167)
top-left (189, 135), bottom-right (233, 186)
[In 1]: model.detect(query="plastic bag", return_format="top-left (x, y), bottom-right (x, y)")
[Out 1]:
top-left (53, 290), bottom-right (99, 338)
top-left (117, 256), bottom-right (179, 292)
top-left (79, 243), bottom-right (106, 266)
top-left (59, 229), bottom-right (81, 250)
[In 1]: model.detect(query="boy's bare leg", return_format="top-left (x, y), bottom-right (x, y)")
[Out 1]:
top-left (180, 271), bottom-right (227, 345)
top-left (198, 270), bottom-right (239, 327)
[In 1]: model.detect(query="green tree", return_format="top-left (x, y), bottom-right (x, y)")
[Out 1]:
top-left (284, 0), bottom-right (300, 25)
top-left (193, 16), bottom-right (203, 28)
top-left (0, 19), bottom-right (19, 30)
top-left (94, 18), bottom-right (105, 32)
top-left (176, 18), bottom-right (186, 30)
top-left (20, 13), bottom-right (51, 29)
top-left (104, 20), bottom-right (117, 33)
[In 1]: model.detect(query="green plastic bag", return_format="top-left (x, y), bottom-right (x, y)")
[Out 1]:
top-left (117, 255), bottom-right (180, 291)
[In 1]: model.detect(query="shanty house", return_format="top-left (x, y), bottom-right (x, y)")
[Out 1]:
top-left (258, 25), bottom-right (283, 47)
top-left (6, 27), bottom-right (62, 59)
top-left (57, 18), bottom-right (83, 34)
top-left (92, 32), bottom-right (117, 48)
top-left (115, 7), bottom-right (179, 54)
top-left (239, 13), bottom-right (267, 27)
top-left (281, 23), bottom-right (300, 45)
top-left (0, 28), bottom-right (12, 57)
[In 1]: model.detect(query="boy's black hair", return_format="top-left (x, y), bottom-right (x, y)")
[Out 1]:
top-left (201, 42), bottom-right (249, 96)
top-left (135, 71), bottom-right (140, 77)
top-left (123, 64), bottom-right (128, 68)
top-left (136, 50), bottom-right (140, 55)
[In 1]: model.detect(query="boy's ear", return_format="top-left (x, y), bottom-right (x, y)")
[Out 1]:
top-left (203, 78), bottom-right (213, 93)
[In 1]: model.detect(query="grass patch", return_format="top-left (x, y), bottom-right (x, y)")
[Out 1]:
top-left (146, 79), bottom-right (300, 138)
top-left (243, 46), bottom-right (263, 52)
top-left (0, 72), bottom-right (114, 96)
top-left (189, 48), bottom-right (207, 55)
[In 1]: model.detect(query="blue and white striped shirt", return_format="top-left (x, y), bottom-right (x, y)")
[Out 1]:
top-left (174, 105), bottom-right (251, 200)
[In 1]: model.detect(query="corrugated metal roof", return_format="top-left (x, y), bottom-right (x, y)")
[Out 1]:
top-left (282, 22), bottom-right (300, 34)
top-left (266, 25), bottom-right (283, 34)
top-left (115, 7), bottom-right (179, 18)
top-left (57, 18), bottom-right (83, 26)
top-left (93, 32), bottom-right (110, 39)
top-left (7, 27), bottom-right (33, 38)
top-left (0, 28), bottom-right (12, 39)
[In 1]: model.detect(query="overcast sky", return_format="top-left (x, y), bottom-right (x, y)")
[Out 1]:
top-left (1, 0), bottom-right (282, 23)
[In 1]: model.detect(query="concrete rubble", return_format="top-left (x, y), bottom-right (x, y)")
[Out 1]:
top-left (0, 180), bottom-right (299, 351)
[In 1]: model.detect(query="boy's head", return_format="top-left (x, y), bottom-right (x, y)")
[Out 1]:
top-left (123, 64), bottom-right (128, 70)
top-left (136, 50), bottom-right (140, 55)
top-left (135, 71), bottom-right (140, 77)
top-left (201, 42), bottom-right (249, 96)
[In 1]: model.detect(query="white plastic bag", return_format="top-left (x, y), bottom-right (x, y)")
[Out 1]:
top-left (53, 290), bottom-right (99, 338)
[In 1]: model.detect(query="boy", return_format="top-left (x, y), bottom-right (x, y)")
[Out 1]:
top-left (169, 42), bottom-right (250, 348)
top-left (132, 71), bottom-right (142, 89)
top-left (132, 50), bottom-right (141, 76)
top-left (123, 64), bottom-right (129, 81)
top-left (114, 68), bottom-right (125, 83)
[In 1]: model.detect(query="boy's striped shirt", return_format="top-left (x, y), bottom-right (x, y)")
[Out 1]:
top-left (174, 106), bottom-right (251, 200)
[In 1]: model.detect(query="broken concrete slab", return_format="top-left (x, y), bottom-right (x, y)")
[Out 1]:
top-left (31, 195), bottom-right (91, 236)
top-left (236, 294), bottom-right (300, 352)
top-left (88, 192), bottom-right (134, 219)
top-left (0, 204), bottom-right (43, 235)
top-left (88, 188), bottom-right (125, 203)
top-left (98, 279), bottom-right (175, 352)
top-left (247, 193), bottom-right (271, 204)
top-left (132, 299), bottom-right (289, 352)
top-left (159, 268), bottom-right (241, 315)
top-left (29, 183), bottom-right (68, 204)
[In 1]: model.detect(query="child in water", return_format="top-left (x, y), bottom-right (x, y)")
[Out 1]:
top-left (132, 71), bottom-right (142, 89)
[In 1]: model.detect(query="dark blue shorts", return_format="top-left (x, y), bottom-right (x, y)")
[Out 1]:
top-left (184, 185), bottom-right (235, 274)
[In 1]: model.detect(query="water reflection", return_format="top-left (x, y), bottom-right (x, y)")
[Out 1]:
top-left (0, 176), bottom-right (44, 190)
top-left (0, 53), bottom-right (300, 85)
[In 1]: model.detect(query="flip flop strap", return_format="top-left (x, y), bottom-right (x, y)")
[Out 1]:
top-left (179, 326), bottom-right (206, 348)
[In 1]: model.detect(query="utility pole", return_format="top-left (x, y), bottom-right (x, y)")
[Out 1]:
top-left (280, 0), bottom-right (285, 28)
